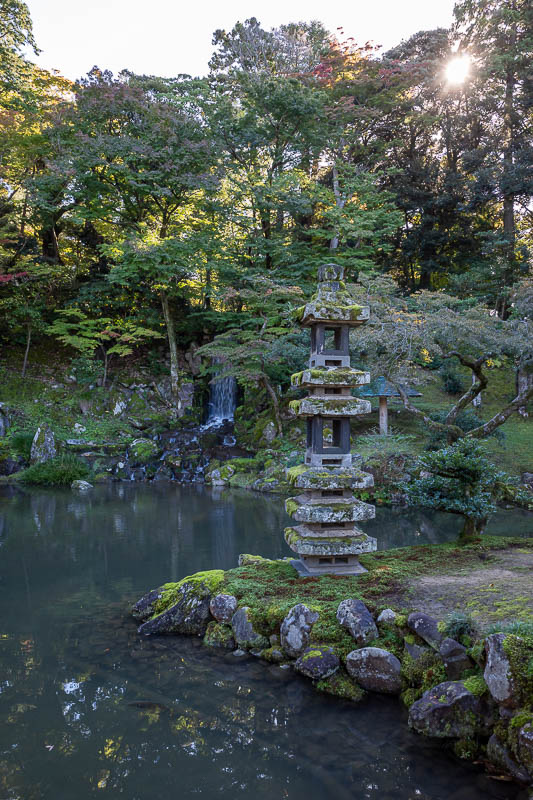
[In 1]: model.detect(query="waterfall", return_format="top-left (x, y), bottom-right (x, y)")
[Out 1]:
top-left (206, 360), bottom-right (237, 425)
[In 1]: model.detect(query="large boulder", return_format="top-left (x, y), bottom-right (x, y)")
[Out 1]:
top-left (132, 586), bottom-right (165, 623)
top-left (210, 594), bottom-right (238, 623)
top-left (407, 612), bottom-right (443, 650)
top-left (231, 607), bottom-right (269, 650)
top-left (408, 680), bottom-right (495, 739)
top-left (30, 423), bottom-right (56, 464)
top-left (516, 720), bottom-right (533, 778)
top-left (346, 647), bottom-right (402, 694)
top-left (71, 479), bottom-right (93, 492)
top-left (484, 633), bottom-right (514, 705)
top-left (261, 421), bottom-right (277, 444)
top-left (482, 632), bottom-right (533, 709)
top-left (295, 647), bottom-right (339, 680)
top-left (137, 577), bottom-right (217, 636)
top-left (336, 598), bottom-right (377, 645)
top-left (280, 604), bottom-right (319, 658)
top-left (439, 638), bottom-right (472, 680)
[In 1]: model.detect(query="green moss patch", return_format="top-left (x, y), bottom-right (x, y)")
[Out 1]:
top-left (316, 669), bottom-right (366, 702)
top-left (152, 570), bottom-right (225, 617)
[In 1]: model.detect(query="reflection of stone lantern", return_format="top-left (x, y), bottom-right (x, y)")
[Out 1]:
top-left (357, 376), bottom-right (422, 435)
top-left (285, 264), bottom-right (376, 576)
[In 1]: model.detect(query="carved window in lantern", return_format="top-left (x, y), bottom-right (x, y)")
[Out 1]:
top-left (310, 324), bottom-right (349, 367)
top-left (307, 417), bottom-right (350, 455)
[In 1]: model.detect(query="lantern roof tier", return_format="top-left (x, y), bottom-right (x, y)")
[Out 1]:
top-left (284, 527), bottom-right (377, 556)
top-left (289, 396), bottom-right (371, 417)
top-left (286, 464), bottom-right (374, 491)
top-left (291, 367), bottom-right (370, 389)
top-left (357, 376), bottom-right (422, 398)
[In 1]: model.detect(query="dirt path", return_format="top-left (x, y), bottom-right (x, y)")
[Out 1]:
top-left (404, 548), bottom-right (533, 630)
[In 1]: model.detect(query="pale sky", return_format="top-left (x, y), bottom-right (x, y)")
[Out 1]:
top-left (26, 0), bottom-right (457, 81)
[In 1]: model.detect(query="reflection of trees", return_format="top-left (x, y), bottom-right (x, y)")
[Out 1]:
top-left (0, 485), bottom-right (526, 799)
top-left (364, 507), bottom-right (463, 549)
top-left (0, 614), bottom-right (516, 800)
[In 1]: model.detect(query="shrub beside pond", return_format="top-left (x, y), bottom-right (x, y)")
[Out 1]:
top-left (19, 454), bottom-right (90, 486)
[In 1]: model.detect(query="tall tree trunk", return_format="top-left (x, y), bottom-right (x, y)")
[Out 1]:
top-left (471, 373), bottom-right (481, 408)
top-left (498, 32), bottom-right (517, 320)
top-left (259, 209), bottom-right (272, 269)
top-left (262, 376), bottom-right (282, 436)
top-left (517, 366), bottom-right (532, 418)
top-left (21, 324), bottom-right (31, 377)
top-left (459, 515), bottom-right (485, 544)
top-left (329, 164), bottom-right (345, 251)
top-left (204, 267), bottom-right (212, 310)
top-left (99, 345), bottom-right (110, 388)
top-left (160, 289), bottom-right (180, 405)
top-left (41, 225), bottom-right (61, 264)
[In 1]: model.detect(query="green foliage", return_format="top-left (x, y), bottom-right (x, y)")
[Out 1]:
top-left (19, 454), bottom-right (90, 486)
top-left (441, 611), bottom-right (477, 644)
top-left (70, 356), bottom-right (104, 386)
top-left (486, 621), bottom-right (533, 639)
top-left (8, 430), bottom-right (33, 460)
top-left (47, 309), bottom-right (161, 359)
top-left (426, 409), bottom-right (491, 450)
top-left (407, 439), bottom-right (508, 539)
top-left (1, 0), bottom-right (533, 451)
top-left (439, 362), bottom-right (464, 395)
top-left (401, 650), bottom-right (447, 701)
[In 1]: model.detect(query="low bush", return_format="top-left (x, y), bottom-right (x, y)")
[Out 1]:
top-left (439, 362), bottom-right (464, 395)
top-left (9, 431), bottom-right (34, 460)
top-left (19, 454), bottom-right (90, 486)
top-left (441, 611), bottom-right (477, 644)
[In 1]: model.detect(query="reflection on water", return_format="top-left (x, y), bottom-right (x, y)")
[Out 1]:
top-left (0, 484), bottom-right (530, 800)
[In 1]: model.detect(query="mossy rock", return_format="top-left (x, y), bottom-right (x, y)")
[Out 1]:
top-left (203, 622), bottom-right (235, 650)
top-left (502, 634), bottom-right (533, 707)
top-left (151, 570), bottom-right (225, 618)
top-left (93, 472), bottom-right (114, 484)
top-left (136, 570), bottom-right (225, 636)
top-left (315, 669), bottom-right (366, 702)
top-left (228, 473), bottom-right (255, 489)
top-left (129, 438), bottom-right (159, 464)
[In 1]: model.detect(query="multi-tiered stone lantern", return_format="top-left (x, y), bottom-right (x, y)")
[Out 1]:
top-left (285, 263), bottom-right (377, 576)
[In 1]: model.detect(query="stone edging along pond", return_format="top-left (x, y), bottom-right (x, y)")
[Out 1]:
top-left (131, 541), bottom-right (533, 788)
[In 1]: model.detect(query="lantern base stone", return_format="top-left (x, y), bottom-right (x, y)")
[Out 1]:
top-left (290, 557), bottom-right (368, 576)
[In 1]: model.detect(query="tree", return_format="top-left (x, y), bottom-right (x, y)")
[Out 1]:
top-left (453, 0), bottom-right (533, 315)
top-left (352, 274), bottom-right (533, 441)
top-left (55, 70), bottom-right (219, 400)
top-left (0, 268), bottom-right (46, 375)
top-left (46, 308), bottom-right (162, 386)
top-left (0, 0), bottom-right (38, 96)
top-left (407, 438), bottom-right (510, 542)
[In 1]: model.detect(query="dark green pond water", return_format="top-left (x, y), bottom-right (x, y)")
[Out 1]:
top-left (0, 484), bottom-right (531, 800)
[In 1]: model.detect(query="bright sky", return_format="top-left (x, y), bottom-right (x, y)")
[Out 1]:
top-left (26, 0), bottom-right (457, 80)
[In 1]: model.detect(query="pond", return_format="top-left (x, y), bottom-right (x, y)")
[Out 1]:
top-left (0, 484), bottom-right (530, 800)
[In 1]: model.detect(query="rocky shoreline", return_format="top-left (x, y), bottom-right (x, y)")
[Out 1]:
top-left (131, 541), bottom-right (533, 789)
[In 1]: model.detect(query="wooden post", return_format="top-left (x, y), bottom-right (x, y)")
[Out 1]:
top-left (379, 395), bottom-right (388, 435)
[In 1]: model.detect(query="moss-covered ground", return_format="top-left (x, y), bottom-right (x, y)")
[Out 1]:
top-left (210, 538), bottom-right (530, 659)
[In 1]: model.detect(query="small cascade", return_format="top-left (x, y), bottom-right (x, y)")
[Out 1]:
top-left (206, 359), bottom-right (237, 426)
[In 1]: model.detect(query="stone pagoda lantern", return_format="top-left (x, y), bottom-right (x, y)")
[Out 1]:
top-left (285, 263), bottom-right (377, 576)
